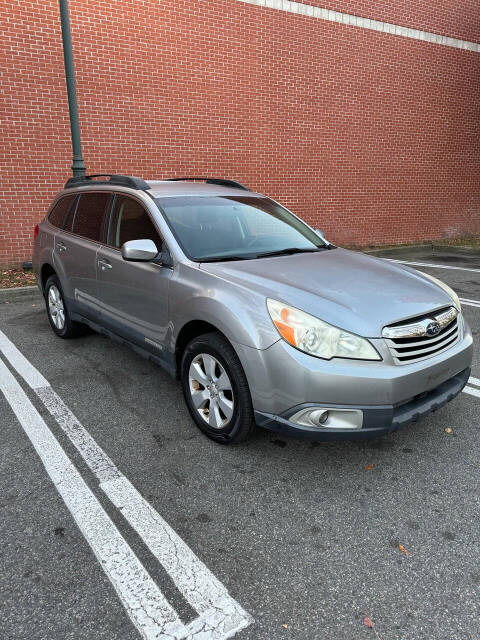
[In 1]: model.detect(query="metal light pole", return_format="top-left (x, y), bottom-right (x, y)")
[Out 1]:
top-left (59, 0), bottom-right (86, 177)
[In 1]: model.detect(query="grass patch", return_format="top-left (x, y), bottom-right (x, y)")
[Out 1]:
top-left (433, 237), bottom-right (480, 248)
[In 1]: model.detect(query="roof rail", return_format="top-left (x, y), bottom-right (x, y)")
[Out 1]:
top-left (64, 174), bottom-right (150, 191)
top-left (166, 177), bottom-right (250, 191)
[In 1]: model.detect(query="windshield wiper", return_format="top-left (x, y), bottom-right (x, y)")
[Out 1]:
top-left (199, 255), bottom-right (252, 263)
top-left (254, 247), bottom-right (326, 259)
top-left (199, 246), bottom-right (327, 262)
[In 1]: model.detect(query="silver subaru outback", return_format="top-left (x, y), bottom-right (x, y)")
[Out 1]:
top-left (33, 175), bottom-right (473, 444)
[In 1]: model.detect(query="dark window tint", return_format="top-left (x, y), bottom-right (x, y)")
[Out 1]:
top-left (48, 195), bottom-right (76, 229)
top-left (71, 193), bottom-right (111, 242)
top-left (107, 196), bottom-right (161, 249)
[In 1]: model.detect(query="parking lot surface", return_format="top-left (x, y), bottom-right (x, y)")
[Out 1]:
top-left (1, 246), bottom-right (479, 640)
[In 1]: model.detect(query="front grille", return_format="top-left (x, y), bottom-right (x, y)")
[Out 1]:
top-left (383, 307), bottom-right (460, 364)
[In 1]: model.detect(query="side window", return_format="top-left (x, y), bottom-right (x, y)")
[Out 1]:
top-left (71, 192), bottom-right (111, 242)
top-left (107, 195), bottom-right (162, 249)
top-left (48, 195), bottom-right (76, 229)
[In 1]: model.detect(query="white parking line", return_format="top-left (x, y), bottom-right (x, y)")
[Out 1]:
top-left (464, 376), bottom-right (480, 398)
top-left (0, 357), bottom-right (185, 640)
top-left (0, 329), bottom-right (252, 640)
top-left (460, 298), bottom-right (480, 308)
top-left (386, 259), bottom-right (480, 274)
top-left (464, 386), bottom-right (480, 398)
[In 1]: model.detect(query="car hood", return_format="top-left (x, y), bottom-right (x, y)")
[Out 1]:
top-left (199, 248), bottom-right (455, 337)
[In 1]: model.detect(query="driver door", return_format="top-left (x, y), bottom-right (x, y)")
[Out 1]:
top-left (96, 193), bottom-right (172, 354)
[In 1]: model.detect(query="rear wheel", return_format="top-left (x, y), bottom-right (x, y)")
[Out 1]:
top-left (181, 332), bottom-right (255, 444)
top-left (44, 275), bottom-right (84, 338)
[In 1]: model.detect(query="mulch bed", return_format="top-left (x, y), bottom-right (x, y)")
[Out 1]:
top-left (0, 268), bottom-right (36, 289)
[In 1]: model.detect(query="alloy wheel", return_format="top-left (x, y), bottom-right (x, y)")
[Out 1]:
top-left (48, 284), bottom-right (65, 330)
top-left (188, 353), bottom-right (234, 429)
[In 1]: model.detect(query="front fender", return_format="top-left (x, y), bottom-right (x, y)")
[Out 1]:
top-left (168, 263), bottom-right (279, 351)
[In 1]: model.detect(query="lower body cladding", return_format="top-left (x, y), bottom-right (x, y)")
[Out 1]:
top-left (233, 323), bottom-right (473, 441)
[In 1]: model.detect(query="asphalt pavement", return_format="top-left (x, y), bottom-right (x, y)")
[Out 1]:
top-left (0, 245), bottom-right (479, 640)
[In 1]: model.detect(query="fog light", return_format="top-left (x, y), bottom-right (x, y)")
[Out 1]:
top-left (289, 407), bottom-right (363, 429)
top-left (309, 409), bottom-right (329, 425)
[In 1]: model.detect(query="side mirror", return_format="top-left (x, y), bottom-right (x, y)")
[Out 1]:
top-left (121, 239), bottom-right (158, 262)
top-left (157, 249), bottom-right (173, 268)
top-left (315, 229), bottom-right (328, 243)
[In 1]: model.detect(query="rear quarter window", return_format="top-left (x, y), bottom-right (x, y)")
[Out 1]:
top-left (48, 195), bottom-right (76, 229)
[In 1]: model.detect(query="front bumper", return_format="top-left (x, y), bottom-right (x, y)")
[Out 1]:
top-left (232, 317), bottom-right (473, 440)
top-left (254, 367), bottom-right (470, 440)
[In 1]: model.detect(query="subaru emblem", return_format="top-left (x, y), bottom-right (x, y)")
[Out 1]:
top-left (426, 321), bottom-right (441, 337)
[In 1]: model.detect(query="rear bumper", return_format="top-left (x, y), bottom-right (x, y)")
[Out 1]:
top-left (255, 367), bottom-right (471, 441)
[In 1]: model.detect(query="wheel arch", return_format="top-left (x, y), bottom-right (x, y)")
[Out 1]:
top-left (171, 289), bottom-right (279, 378)
top-left (40, 263), bottom-right (56, 293)
top-left (174, 320), bottom-right (230, 376)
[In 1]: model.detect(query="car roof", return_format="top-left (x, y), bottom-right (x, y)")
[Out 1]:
top-left (146, 180), bottom-right (263, 198)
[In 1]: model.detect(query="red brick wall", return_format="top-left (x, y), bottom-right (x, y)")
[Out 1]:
top-left (1, 0), bottom-right (480, 266)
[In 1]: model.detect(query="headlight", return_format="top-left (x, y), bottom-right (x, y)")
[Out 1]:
top-left (266, 299), bottom-right (381, 361)
top-left (418, 271), bottom-right (461, 311)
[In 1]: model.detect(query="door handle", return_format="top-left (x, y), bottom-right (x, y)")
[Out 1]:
top-left (57, 241), bottom-right (67, 252)
top-left (97, 259), bottom-right (112, 271)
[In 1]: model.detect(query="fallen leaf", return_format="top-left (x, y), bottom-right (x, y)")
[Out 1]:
top-left (445, 427), bottom-right (453, 434)
top-left (364, 463), bottom-right (374, 471)
top-left (282, 624), bottom-right (288, 629)
top-left (398, 544), bottom-right (410, 557)
top-left (363, 616), bottom-right (375, 628)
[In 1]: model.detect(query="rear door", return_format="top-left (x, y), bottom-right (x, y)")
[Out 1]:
top-left (96, 193), bottom-right (172, 353)
top-left (54, 191), bottom-right (112, 319)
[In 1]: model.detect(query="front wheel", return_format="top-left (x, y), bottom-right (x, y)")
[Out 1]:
top-left (181, 332), bottom-right (255, 444)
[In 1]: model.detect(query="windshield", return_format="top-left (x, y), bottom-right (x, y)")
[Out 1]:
top-left (154, 196), bottom-right (326, 261)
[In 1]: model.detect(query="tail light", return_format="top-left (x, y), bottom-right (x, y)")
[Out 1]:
top-left (34, 224), bottom-right (39, 239)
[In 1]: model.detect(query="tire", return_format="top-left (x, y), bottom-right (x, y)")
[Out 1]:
top-left (44, 275), bottom-right (85, 338)
top-left (181, 332), bottom-right (255, 444)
